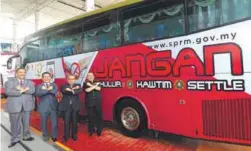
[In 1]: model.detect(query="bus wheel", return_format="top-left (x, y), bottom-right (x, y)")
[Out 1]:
top-left (116, 99), bottom-right (147, 138)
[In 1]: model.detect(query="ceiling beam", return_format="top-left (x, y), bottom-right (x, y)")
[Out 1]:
top-left (15, 0), bottom-right (57, 21)
top-left (81, 0), bottom-right (102, 8)
top-left (57, 0), bottom-right (86, 11)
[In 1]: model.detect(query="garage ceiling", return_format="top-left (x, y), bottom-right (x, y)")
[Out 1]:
top-left (1, 0), bottom-right (124, 29)
top-left (0, 0), bottom-right (125, 42)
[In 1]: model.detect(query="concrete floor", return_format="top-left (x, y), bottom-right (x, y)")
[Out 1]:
top-left (0, 111), bottom-right (63, 151)
top-left (1, 127), bottom-right (27, 151)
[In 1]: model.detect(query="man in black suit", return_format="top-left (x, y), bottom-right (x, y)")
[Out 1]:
top-left (59, 74), bottom-right (82, 142)
top-left (84, 72), bottom-right (102, 136)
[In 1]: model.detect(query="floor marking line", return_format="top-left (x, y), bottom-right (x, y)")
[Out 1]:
top-left (1, 101), bottom-right (74, 151)
top-left (29, 126), bottom-right (74, 151)
top-left (1, 123), bottom-right (33, 151)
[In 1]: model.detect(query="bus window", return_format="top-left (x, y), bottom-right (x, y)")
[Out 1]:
top-left (221, 0), bottom-right (251, 24)
top-left (57, 26), bottom-right (82, 56)
top-left (27, 41), bottom-right (39, 62)
top-left (188, 0), bottom-right (251, 32)
top-left (20, 40), bottom-right (39, 66)
top-left (122, 1), bottom-right (185, 44)
top-left (188, 0), bottom-right (221, 32)
top-left (19, 46), bottom-right (28, 66)
top-left (83, 13), bottom-right (120, 52)
top-left (39, 36), bottom-right (59, 60)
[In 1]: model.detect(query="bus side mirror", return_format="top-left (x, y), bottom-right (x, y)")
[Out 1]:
top-left (7, 58), bottom-right (12, 69)
top-left (7, 54), bottom-right (21, 70)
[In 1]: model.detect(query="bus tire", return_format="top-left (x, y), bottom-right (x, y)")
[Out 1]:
top-left (115, 99), bottom-right (147, 138)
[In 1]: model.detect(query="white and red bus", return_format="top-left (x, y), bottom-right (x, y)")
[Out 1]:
top-left (7, 0), bottom-right (251, 145)
top-left (0, 51), bottom-right (16, 96)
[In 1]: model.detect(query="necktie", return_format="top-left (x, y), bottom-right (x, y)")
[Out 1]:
top-left (46, 83), bottom-right (52, 105)
top-left (20, 80), bottom-right (24, 87)
top-left (70, 84), bottom-right (73, 104)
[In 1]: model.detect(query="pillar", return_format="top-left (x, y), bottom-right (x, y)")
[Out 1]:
top-left (35, 11), bottom-right (39, 31)
top-left (86, 0), bottom-right (95, 11)
top-left (13, 20), bottom-right (17, 52)
top-left (13, 20), bottom-right (17, 43)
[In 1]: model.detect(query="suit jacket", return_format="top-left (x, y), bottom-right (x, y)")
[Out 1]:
top-left (59, 83), bottom-right (82, 111)
top-left (35, 83), bottom-right (58, 113)
top-left (4, 78), bottom-right (35, 113)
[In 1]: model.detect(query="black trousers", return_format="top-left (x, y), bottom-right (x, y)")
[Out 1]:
top-left (63, 105), bottom-right (79, 139)
top-left (86, 105), bottom-right (102, 134)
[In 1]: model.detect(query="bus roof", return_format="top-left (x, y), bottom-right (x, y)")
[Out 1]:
top-left (25, 0), bottom-right (142, 41)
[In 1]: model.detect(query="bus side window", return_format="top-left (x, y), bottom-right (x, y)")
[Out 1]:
top-left (28, 41), bottom-right (40, 62)
top-left (188, 0), bottom-right (251, 32)
top-left (221, 0), bottom-right (251, 24)
top-left (20, 46), bottom-right (28, 66)
top-left (19, 40), bottom-right (40, 67)
top-left (121, 0), bottom-right (185, 44)
top-left (39, 36), bottom-right (58, 60)
top-left (83, 12), bottom-right (120, 52)
top-left (188, 0), bottom-right (219, 32)
top-left (57, 26), bottom-right (82, 56)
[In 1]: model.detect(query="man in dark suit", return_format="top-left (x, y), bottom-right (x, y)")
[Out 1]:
top-left (59, 74), bottom-right (81, 142)
top-left (84, 72), bottom-right (102, 136)
top-left (4, 67), bottom-right (35, 148)
top-left (35, 72), bottom-right (58, 142)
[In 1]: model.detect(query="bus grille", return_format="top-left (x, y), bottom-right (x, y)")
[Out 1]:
top-left (202, 99), bottom-right (251, 141)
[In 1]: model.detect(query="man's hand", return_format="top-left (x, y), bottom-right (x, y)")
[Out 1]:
top-left (47, 86), bottom-right (53, 91)
top-left (17, 86), bottom-right (26, 93)
top-left (23, 87), bottom-right (30, 92)
top-left (41, 86), bottom-right (47, 90)
top-left (72, 86), bottom-right (80, 90)
top-left (65, 88), bottom-right (72, 91)
top-left (65, 88), bottom-right (72, 92)
top-left (87, 82), bottom-right (93, 87)
top-left (16, 86), bottom-right (22, 90)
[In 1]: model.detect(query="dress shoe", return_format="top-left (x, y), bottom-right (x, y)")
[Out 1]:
top-left (62, 137), bottom-right (68, 143)
top-left (43, 135), bottom-right (50, 141)
top-left (8, 141), bottom-right (20, 148)
top-left (97, 132), bottom-right (101, 136)
top-left (72, 136), bottom-right (77, 141)
top-left (88, 133), bottom-right (93, 136)
top-left (23, 137), bottom-right (35, 141)
top-left (52, 138), bottom-right (57, 142)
